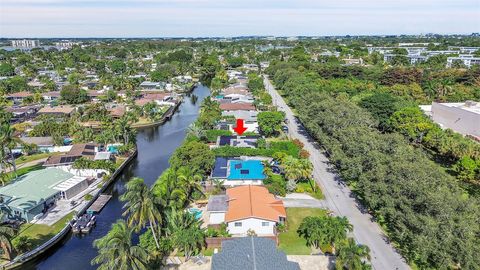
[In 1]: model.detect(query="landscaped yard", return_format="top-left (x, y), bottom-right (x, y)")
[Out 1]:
top-left (14, 212), bottom-right (75, 250)
top-left (15, 153), bottom-right (52, 166)
top-left (278, 207), bottom-right (327, 255)
top-left (4, 164), bottom-right (44, 185)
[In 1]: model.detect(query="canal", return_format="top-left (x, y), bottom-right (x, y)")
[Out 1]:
top-left (24, 85), bottom-right (210, 270)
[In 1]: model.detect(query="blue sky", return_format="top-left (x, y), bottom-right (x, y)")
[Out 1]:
top-left (1, 0), bottom-right (479, 37)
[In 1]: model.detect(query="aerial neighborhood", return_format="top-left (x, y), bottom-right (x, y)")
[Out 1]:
top-left (0, 34), bottom-right (479, 270)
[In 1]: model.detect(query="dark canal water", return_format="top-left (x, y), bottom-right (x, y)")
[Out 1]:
top-left (24, 85), bottom-right (210, 270)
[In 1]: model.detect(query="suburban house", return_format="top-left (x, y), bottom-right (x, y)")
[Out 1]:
top-left (38, 105), bottom-right (76, 117)
top-left (0, 168), bottom-right (88, 222)
top-left (207, 185), bottom-right (286, 236)
top-left (6, 91), bottom-right (33, 104)
top-left (6, 105), bottom-right (39, 123)
top-left (211, 237), bottom-right (300, 270)
top-left (139, 81), bottom-right (166, 90)
top-left (216, 135), bottom-right (258, 148)
top-left (16, 136), bottom-right (55, 153)
top-left (220, 102), bottom-right (258, 133)
top-left (211, 157), bottom-right (267, 186)
top-left (43, 143), bottom-right (103, 167)
top-left (42, 91), bottom-right (61, 102)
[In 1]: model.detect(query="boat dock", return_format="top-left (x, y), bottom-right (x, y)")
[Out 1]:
top-left (87, 194), bottom-right (112, 214)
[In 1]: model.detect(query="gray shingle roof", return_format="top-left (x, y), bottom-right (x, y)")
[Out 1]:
top-left (211, 237), bottom-right (300, 270)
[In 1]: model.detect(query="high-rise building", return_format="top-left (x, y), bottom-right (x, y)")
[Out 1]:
top-left (10, 39), bottom-right (40, 48)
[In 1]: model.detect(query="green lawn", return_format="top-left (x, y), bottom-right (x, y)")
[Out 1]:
top-left (278, 208), bottom-right (327, 255)
top-left (15, 153), bottom-right (52, 166)
top-left (297, 181), bottom-right (324, 200)
top-left (4, 164), bottom-right (44, 185)
top-left (14, 212), bottom-right (75, 250)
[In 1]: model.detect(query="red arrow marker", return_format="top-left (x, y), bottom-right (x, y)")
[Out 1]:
top-left (233, 119), bottom-right (247, 135)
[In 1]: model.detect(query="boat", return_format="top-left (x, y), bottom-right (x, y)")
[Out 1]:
top-left (71, 214), bottom-right (96, 234)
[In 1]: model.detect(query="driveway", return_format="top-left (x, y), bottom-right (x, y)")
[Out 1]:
top-left (279, 193), bottom-right (328, 209)
top-left (264, 76), bottom-right (410, 270)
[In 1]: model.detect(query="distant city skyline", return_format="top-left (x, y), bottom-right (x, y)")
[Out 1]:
top-left (1, 0), bottom-right (479, 38)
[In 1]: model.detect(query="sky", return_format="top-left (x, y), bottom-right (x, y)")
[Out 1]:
top-left (0, 0), bottom-right (479, 38)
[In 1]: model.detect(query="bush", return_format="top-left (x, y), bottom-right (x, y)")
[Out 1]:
top-left (269, 141), bottom-right (301, 157)
top-left (205, 129), bottom-right (232, 143)
top-left (84, 194), bottom-right (93, 201)
top-left (13, 235), bottom-right (33, 254)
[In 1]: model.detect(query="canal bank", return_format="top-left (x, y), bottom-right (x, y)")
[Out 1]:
top-left (21, 85), bottom-right (211, 270)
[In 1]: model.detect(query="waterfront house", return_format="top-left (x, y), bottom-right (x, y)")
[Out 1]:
top-left (139, 81), bottom-right (166, 91)
top-left (44, 143), bottom-right (99, 167)
top-left (211, 237), bottom-right (299, 270)
top-left (211, 157), bottom-right (267, 186)
top-left (0, 168), bottom-right (88, 222)
top-left (207, 185), bottom-right (286, 236)
top-left (216, 135), bottom-right (258, 148)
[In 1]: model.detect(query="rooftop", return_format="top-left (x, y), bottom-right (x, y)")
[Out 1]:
top-left (207, 195), bottom-right (229, 212)
top-left (19, 136), bottom-right (54, 146)
top-left (0, 168), bottom-right (74, 211)
top-left (220, 102), bottom-right (256, 111)
top-left (225, 185), bottom-right (285, 222)
top-left (38, 105), bottom-right (75, 115)
top-left (211, 237), bottom-right (299, 270)
top-left (433, 101), bottom-right (480, 115)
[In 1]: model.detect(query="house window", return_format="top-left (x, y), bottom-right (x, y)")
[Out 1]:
top-left (262, 222), bottom-right (269, 227)
top-left (234, 222), bottom-right (242, 227)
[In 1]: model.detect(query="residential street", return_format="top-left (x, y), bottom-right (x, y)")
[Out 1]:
top-left (264, 76), bottom-right (410, 270)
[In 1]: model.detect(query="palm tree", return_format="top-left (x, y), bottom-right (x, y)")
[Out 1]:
top-left (152, 169), bottom-right (189, 210)
top-left (176, 166), bottom-right (204, 202)
top-left (166, 210), bottom-right (206, 261)
top-left (282, 156), bottom-right (312, 183)
top-left (297, 216), bottom-right (353, 252)
top-left (186, 122), bottom-right (206, 139)
top-left (120, 177), bottom-right (163, 249)
top-left (0, 214), bottom-right (15, 260)
top-left (91, 219), bottom-right (148, 270)
top-left (335, 238), bottom-right (372, 270)
top-left (0, 123), bottom-right (18, 178)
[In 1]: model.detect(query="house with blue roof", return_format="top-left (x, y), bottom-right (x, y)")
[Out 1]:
top-left (211, 157), bottom-right (269, 186)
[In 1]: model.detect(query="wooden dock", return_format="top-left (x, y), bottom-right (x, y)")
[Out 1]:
top-left (87, 194), bottom-right (112, 214)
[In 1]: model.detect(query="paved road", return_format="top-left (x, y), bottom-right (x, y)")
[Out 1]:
top-left (264, 76), bottom-right (410, 270)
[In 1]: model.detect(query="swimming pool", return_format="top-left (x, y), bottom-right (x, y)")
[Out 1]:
top-left (188, 208), bottom-right (202, 220)
top-left (227, 160), bottom-right (266, 180)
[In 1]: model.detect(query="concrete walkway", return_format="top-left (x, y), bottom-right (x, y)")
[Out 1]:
top-left (264, 76), bottom-right (410, 270)
top-left (279, 193), bottom-right (328, 208)
top-left (287, 255), bottom-right (334, 270)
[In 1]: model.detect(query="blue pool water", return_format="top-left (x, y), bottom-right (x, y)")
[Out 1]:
top-left (188, 208), bottom-right (202, 219)
top-left (228, 160), bottom-right (266, 180)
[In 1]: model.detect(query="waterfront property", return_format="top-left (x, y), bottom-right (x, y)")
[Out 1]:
top-left (211, 237), bottom-right (299, 270)
top-left (207, 185), bottom-right (286, 236)
top-left (44, 143), bottom-right (113, 167)
top-left (211, 157), bottom-right (267, 186)
top-left (0, 168), bottom-right (88, 222)
top-left (216, 135), bottom-right (258, 148)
